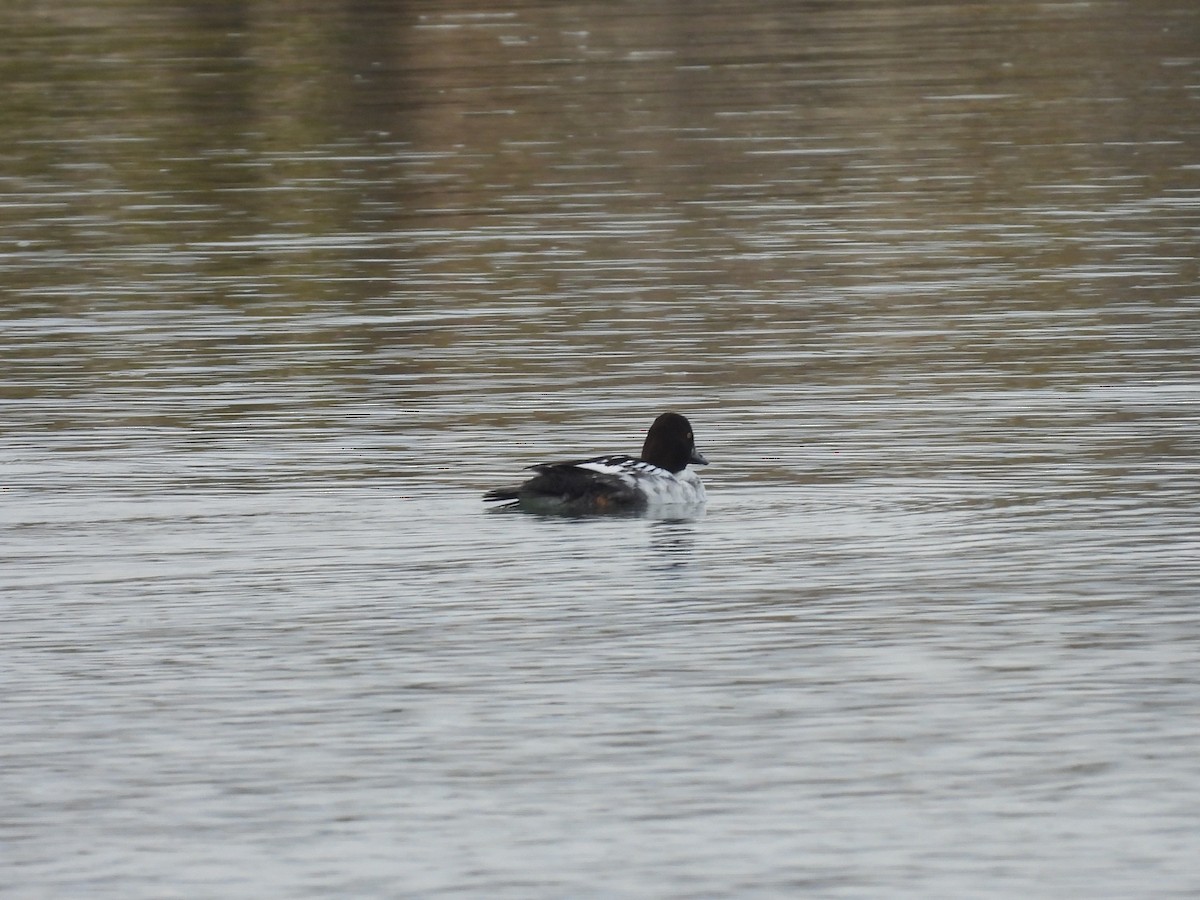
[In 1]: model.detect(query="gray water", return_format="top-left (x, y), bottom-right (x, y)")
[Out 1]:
top-left (3, 1), bottom-right (1200, 897)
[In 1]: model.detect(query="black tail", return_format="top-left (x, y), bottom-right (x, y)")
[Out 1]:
top-left (483, 487), bottom-right (520, 503)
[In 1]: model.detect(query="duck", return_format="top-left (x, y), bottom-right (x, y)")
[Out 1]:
top-left (484, 412), bottom-right (708, 514)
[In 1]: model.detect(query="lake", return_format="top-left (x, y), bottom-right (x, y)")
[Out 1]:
top-left (2, 0), bottom-right (1199, 896)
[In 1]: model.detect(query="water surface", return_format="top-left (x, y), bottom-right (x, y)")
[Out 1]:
top-left (3, 1), bottom-right (1200, 896)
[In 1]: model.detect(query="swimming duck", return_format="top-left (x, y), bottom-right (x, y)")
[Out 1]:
top-left (484, 412), bottom-right (708, 514)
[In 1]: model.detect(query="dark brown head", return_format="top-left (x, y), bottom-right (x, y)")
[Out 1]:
top-left (640, 412), bottom-right (709, 473)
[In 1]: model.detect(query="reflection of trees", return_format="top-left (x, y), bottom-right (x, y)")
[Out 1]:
top-left (2, 0), bottom-right (1196, 317)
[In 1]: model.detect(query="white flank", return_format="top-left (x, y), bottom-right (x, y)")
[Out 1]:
top-left (574, 458), bottom-right (706, 507)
